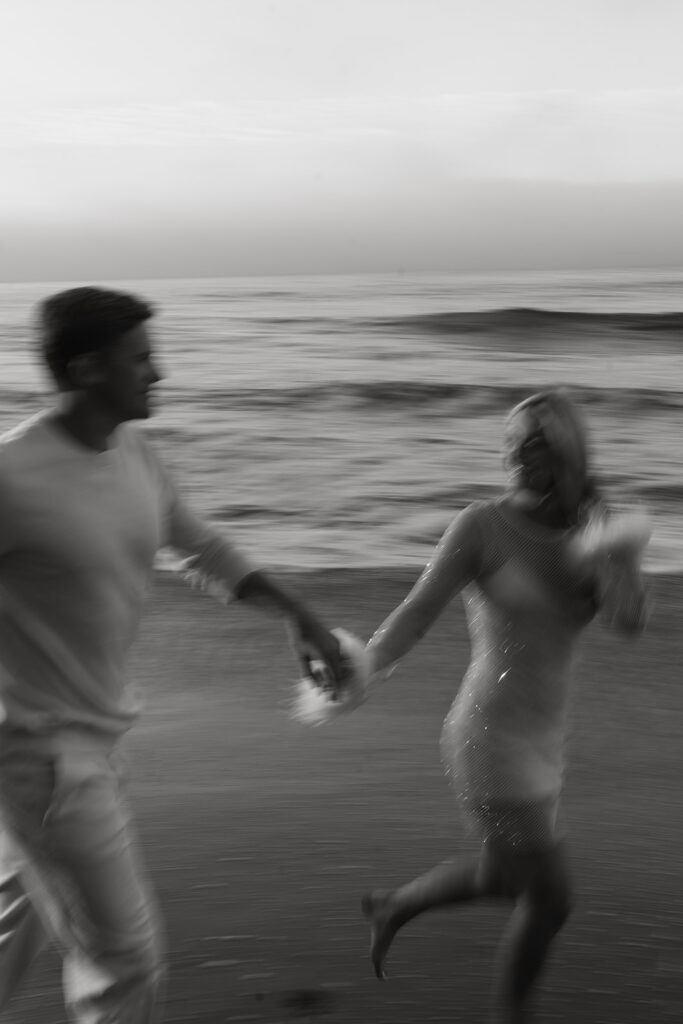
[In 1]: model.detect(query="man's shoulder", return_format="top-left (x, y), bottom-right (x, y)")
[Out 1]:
top-left (0, 413), bottom-right (59, 495)
top-left (0, 411), bottom-right (52, 459)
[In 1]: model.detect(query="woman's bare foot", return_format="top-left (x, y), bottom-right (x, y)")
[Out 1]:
top-left (361, 889), bottom-right (401, 979)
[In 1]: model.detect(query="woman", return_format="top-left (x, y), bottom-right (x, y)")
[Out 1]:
top-left (359, 388), bottom-right (649, 1023)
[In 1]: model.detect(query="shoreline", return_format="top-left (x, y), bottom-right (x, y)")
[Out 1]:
top-left (155, 562), bottom-right (683, 580)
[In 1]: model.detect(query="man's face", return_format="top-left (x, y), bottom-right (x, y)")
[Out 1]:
top-left (93, 323), bottom-right (162, 422)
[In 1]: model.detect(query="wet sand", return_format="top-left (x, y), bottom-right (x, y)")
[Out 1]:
top-left (5, 570), bottom-right (682, 1023)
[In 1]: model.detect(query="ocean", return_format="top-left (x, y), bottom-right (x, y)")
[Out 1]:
top-left (1, 267), bottom-right (682, 572)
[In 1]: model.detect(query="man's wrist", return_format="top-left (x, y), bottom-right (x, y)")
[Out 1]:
top-left (294, 606), bottom-right (321, 635)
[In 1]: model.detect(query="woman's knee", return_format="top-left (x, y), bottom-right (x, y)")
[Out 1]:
top-left (478, 839), bottom-right (574, 916)
top-left (528, 855), bottom-right (574, 930)
top-left (535, 884), bottom-right (573, 931)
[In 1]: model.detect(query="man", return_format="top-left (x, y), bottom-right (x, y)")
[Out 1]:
top-left (0, 286), bottom-right (344, 1022)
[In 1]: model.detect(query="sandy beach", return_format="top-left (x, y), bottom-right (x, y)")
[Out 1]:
top-left (4, 569), bottom-right (681, 1023)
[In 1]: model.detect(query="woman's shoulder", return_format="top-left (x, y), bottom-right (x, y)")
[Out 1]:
top-left (447, 500), bottom-right (506, 577)
top-left (456, 497), bottom-right (560, 578)
top-left (457, 497), bottom-right (503, 528)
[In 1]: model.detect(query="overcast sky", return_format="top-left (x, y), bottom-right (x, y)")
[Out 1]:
top-left (2, 0), bottom-right (683, 280)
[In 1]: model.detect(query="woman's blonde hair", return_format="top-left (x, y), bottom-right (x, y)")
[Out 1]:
top-left (504, 388), bottom-right (600, 524)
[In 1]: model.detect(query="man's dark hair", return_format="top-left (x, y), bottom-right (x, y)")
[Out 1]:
top-left (38, 286), bottom-right (154, 385)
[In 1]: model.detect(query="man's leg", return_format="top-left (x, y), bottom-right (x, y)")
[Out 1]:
top-left (0, 745), bottom-right (55, 1010)
top-left (0, 848), bottom-right (48, 1008)
top-left (47, 740), bottom-right (167, 1024)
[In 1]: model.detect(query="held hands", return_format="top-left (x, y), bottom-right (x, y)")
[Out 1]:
top-left (294, 614), bottom-right (348, 692)
top-left (290, 624), bottom-right (373, 726)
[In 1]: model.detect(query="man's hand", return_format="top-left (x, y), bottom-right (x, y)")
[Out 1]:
top-left (234, 570), bottom-right (349, 685)
top-left (296, 614), bottom-right (347, 688)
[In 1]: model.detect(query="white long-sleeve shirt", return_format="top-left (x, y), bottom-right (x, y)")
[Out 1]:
top-left (0, 411), bottom-right (254, 736)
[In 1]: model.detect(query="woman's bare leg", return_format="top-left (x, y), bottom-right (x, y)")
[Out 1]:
top-left (361, 853), bottom-right (500, 978)
top-left (490, 842), bottom-right (573, 1023)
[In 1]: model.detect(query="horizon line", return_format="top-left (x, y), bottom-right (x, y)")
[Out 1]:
top-left (2, 261), bottom-right (683, 288)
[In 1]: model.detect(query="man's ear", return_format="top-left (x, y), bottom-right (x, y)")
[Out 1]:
top-left (67, 353), bottom-right (105, 388)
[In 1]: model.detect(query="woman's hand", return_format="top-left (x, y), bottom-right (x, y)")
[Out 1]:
top-left (596, 556), bottom-right (650, 636)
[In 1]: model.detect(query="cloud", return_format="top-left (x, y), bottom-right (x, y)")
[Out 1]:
top-left (2, 89), bottom-right (683, 183)
top-left (3, 88), bottom-right (683, 279)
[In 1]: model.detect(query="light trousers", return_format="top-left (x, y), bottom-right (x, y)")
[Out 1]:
top-left (0, 727), bottom-right (166, 1023)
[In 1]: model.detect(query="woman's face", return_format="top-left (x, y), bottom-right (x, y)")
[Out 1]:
top-left (519, 430), bottom-right (555, 492)
top-left (509, 416), bottom-right (556, 495)
top-left (505, 393), bottom-right (590, 520)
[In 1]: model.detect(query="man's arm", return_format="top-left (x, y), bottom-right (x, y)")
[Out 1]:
top-left (233, 569), bottom-right (344, 682)
top-left (154, 454), bottom-right (344, 683)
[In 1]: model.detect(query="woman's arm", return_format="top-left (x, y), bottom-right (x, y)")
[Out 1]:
top-left (367, 505), bottom-right (484, 676)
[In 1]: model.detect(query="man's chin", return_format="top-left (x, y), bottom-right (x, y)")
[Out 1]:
top-left (120, 401), bottom-right (153, 422)
top-left (135, 397), bottom-right (154, 419)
